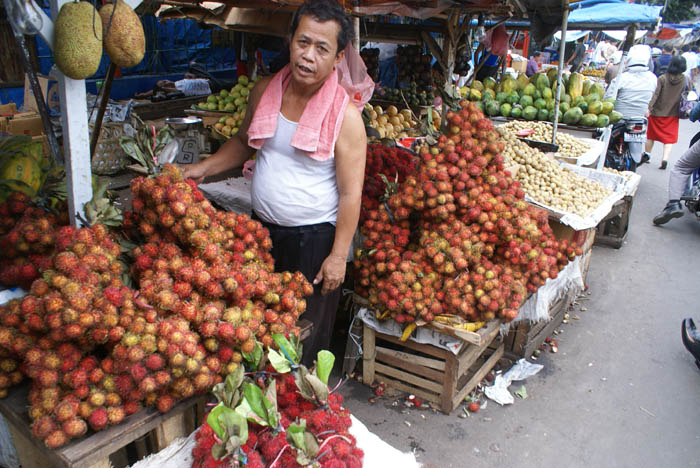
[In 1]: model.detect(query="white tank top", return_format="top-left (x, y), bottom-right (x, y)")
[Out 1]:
top-left (251, 113), bottom-right (338, 227)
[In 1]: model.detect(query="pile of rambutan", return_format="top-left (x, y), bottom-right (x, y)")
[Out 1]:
top-left (192, 339), bottom-right (362, 468)
top-left (354, 101), bottom-right (582, 325)
top-left (0, 198), bottom-right (70, 289)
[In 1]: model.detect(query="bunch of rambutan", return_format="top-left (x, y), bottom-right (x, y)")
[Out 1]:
top-left (354, 101), bottom-right (582, 325)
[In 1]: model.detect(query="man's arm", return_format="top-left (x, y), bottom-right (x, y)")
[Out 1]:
top-left (182, 76), bottom-right (272, 183)
top-left (313, 103), bottom-right (367, 294)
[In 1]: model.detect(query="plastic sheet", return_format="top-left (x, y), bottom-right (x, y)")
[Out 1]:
top-left (526, 163), bottom-right (628, 230)
top-left (358, 307), bottom-right (463, 355)
top-left (198, 176), bottom-right (252, 215)
top-left (484, 359), bottom-right (544, 406)
top-left (128, 415), bottom-right (421, 468)
top-left (0, 415), bottom-right (20, 468)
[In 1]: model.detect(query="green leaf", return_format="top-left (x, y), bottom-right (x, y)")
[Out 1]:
top-left (268, 348), bottom-right (291, 374)
top-left (303, 431), bottom-right (320, 458)
top-left (243, 383), bottom-right (267, 422)
top-left (315, 350), bottom-right (335, 386)
top-left (286, 421), bottom-right (307, 452)
top-left (235, 396), bottom-right (267, 426)
top-left (220, 409), bottom-right (248, 447)
top-left (211, 442), bottom-right (227, 460)
top-left (295, 366), bottom-right (315, 402)
top-left (263, 380), bottom-right (279, 428)
top-left (272, 334), bottom-right (298, 364)
top-left (206, 403), bottom-right (228, 439)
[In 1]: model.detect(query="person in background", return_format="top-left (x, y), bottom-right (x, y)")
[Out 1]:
top-left (566, 37), bottom-right (586, 73)
top-left (605, 51), bottom-right (622, 85)
top-left (476, 50), bottom-right (501, 81)
top-left (653, 44), bottom-right (674, 77)
top-left (652, 101), bottom-right (700, 225)
top-left (604, 47), bottom-right (658, 166)
top-left (681, 45), bottom-right (697, 80)
top-left (525, 51), bottom-right (542, 77)
top-left (182, 0), bottom-right (367, 365)
top-left (644, 56), bottom-right (687, 170)
top-left (592, 38), bottom-right (610, 67)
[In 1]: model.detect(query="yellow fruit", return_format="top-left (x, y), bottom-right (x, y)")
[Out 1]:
top-left (54, 2), bottom-right (102, 79)
top-left (99, 0), bottom-right (145, 68)
top-left (387, 105), bottom-right (398, 117)
top-left (0, 155), bottom-right (41, 196)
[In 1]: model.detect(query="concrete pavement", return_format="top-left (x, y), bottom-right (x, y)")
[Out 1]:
top-left (339, 119), bottom-right (700, 468)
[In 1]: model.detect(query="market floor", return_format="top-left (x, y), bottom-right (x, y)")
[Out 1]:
top-left (338, 119), bottom-right (700, 468)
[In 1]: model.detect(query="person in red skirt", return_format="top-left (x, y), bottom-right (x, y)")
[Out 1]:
top-left (644, 55), bottom-right (687, 170)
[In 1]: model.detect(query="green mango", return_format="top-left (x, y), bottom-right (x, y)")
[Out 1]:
top-left (585, 93), bottom-right (601, 104)
top-left (506, 92), bottom-right (520, 105)
top-left (581, 113), bottom-right (598, 127)
top-left (485, 100), bottom-right (501, 116)
top-left (510, 105), bottom-right (523, 119)
top-left (519, 94), bottom-right (534, 108)
top-left (523, 83), bottom-right (536, 96)
top-left (545, 99), bottom-right (556, 111)
top-left (601, 101), bottom-right (615, 115)
top-left (483, 77), bottom-right (497, 89)
top-left (495, 92), bottom-right (508, 104)
top-left (582, 80), bottom-right (592, 96)
top-left (535, 73), bottom-right (550, 92)
top-left (588, 101), bottom-right (603, 115)
top-left (562, 107), bottom-right (583, 125)
top-left (609, 110), bottom-right (623, 124)
top-left (517, 74), bottom-right (530, 91)
top-left (542, 87), bottom-right (553, 100)
top-left (501, 77), bottom-right (517, 94)
top-left (537, 108), bottom-right (549, 121)
top-left (483, 89), bottom-right (496, 101)
top-left (596, 114), bottom-right (610, 128)
top-left (577, 101), bottom-right (588, 113)
top-left (560, 102), bottom-right (570, 113)
top-left (534, 98), bottom-right (547, 110)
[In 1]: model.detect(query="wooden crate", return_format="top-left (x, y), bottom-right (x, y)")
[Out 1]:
top-left (594, 193), bottom-right (635, 249)
top-left (0, 384), bottom-right (207, 468)
top-left (502, 286), bottom-right (576, 360)
top-left (362, 320), bottom-right (504, 414)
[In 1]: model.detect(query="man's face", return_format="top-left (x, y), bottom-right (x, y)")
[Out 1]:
top-left (289, 15), bottom-right (344, 88)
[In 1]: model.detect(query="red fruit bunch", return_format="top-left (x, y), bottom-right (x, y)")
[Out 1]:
top-left (354, 101), bottom-right (576, 324)
top-left (361, 143), bottom-right (417, 221)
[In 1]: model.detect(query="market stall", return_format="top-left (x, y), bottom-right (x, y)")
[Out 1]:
top-left (0, 0), bottom-right (666, 466)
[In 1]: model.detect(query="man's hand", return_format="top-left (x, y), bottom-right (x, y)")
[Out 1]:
top-left (313, 254), bottom-right (346, 295)
top-left (180, 162), bottom-right (208, 184)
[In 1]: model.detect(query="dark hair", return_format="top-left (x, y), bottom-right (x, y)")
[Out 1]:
top-left (577, 37), bottom-right (585, 43)
top-left (290, 0), bottom-right (354, 54)
top-left (663, 44), bottom-right (673, 53)
top-left (682, 44), bottom-right (691, 52)
top-left (533, 51), bottom-right (541, 57)
top-left (668, 55), bottom-right (687, 75)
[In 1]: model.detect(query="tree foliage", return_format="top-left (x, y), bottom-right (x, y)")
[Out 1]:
top-left (650, 0), bottom-right (700, 23)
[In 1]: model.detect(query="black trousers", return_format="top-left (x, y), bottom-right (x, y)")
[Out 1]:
top-left (253, 213), bottom-right (342, 367)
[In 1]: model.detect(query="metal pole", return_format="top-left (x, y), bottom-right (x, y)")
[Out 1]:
top-left (551, 0), bottom-right (569, 144)
top-left (8, 16), bottom-right (63, 165)
top-left (90, 63), bottom-right (117, 158)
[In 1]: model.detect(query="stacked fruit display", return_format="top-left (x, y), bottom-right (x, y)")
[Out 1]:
top-left (582, 66), bottom-right (606, 78)
top-left (376, 82), bottom-right (436, 108)
top-left (364, 104), bottom-right (419, 139)
top-left (196, 75), bottom-right (257, 113)
top-left (360, 47), bottom-right (379, 82)
top-left (191, 343), bottom-right (363, 468)
top-left (460, 71), bottom-right (622, 128)
top-left (361, 143), bottom-right (417, 222)
top-left (396, 46), bottom-right (434, 90)
top-left (0, 164), bottom-right (314, 448)
top-left (354, 101), bottom-right (581, 325)
top-left (497, 127), bottom-right (612, 217)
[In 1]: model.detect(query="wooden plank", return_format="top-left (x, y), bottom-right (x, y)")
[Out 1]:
top-left (372, 374), bottom-right (440, 405)
top-left (376, 346), bottom-right (445, 371)
top-left (154, 412), bottom-right (186, 450)
top-left (521, 304), bottom-right (567, 359)
top-left (362, 324), bottom-right (376, 385)
top-left (453, 344), bottom-right (504, 410)
top-left (441, 354), bottom-right (456, 413)
top-left (373, 330), bottom-right (450, 360)
top-left (457, 321), bottom-right (499, 376)
top-left (375, 348), bottom-right (444, 382)
top-left (510, 321), bottom-right (529, 356)
top-left (8, 423), bottom-right (56, 468)
top-left (425, 320), bottom-right (483, 346)
top-left (90, 458), bottom-right (113, 468)
top-left (374, 363), bottom-right (444, 394)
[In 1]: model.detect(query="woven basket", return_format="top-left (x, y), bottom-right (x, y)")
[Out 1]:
top-left (90, 120), bottom-right (135, 175)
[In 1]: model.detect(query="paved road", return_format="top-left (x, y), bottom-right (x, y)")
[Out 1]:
top-left (340, 119), bottom-right (700, 468)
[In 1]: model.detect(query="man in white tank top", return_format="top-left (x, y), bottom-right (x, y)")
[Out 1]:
top-left (183, 0), bottom-right (367, 365)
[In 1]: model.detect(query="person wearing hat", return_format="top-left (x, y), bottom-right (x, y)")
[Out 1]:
top-left (605, 51), bottom-right (623, 84)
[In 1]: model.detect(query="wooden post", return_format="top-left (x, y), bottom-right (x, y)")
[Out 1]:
top-left (362, 324), bottom-right (375, 385)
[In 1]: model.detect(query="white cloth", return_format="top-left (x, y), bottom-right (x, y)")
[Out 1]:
top-left (604, 66), bottom-right (658, 120)
top-left (683, 52), bottom-right (698, 79)
top-left (251, 113), bottom-right (338, 227)
top-left (592, 41), bottom-right (607, 64)
top-left (174, 78), bottom-right (211, 96)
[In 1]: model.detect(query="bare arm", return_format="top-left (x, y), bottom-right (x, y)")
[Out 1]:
top-left (313, 103), bottom-right (367, 294)
top-left (182, 76), bottom-right (272, 182)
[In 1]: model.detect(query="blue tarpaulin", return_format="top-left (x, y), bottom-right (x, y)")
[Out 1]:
top-left (567, 0), bottom-right (662, 28)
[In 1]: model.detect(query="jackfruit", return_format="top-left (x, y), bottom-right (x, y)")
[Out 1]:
top-left (54, 2), bottom-right (103, 79)
top-left (99, 0), bottom-right (145, 68)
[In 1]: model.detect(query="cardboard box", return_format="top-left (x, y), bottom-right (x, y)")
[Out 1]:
top-left (24, 74), bottom-right (60, 114)
top-left (511, 60), bottom-right (527, 73)
top-left (0, 103), bottom-right (17, 116)
top-left (6, 113), bottom-right (44, 137)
